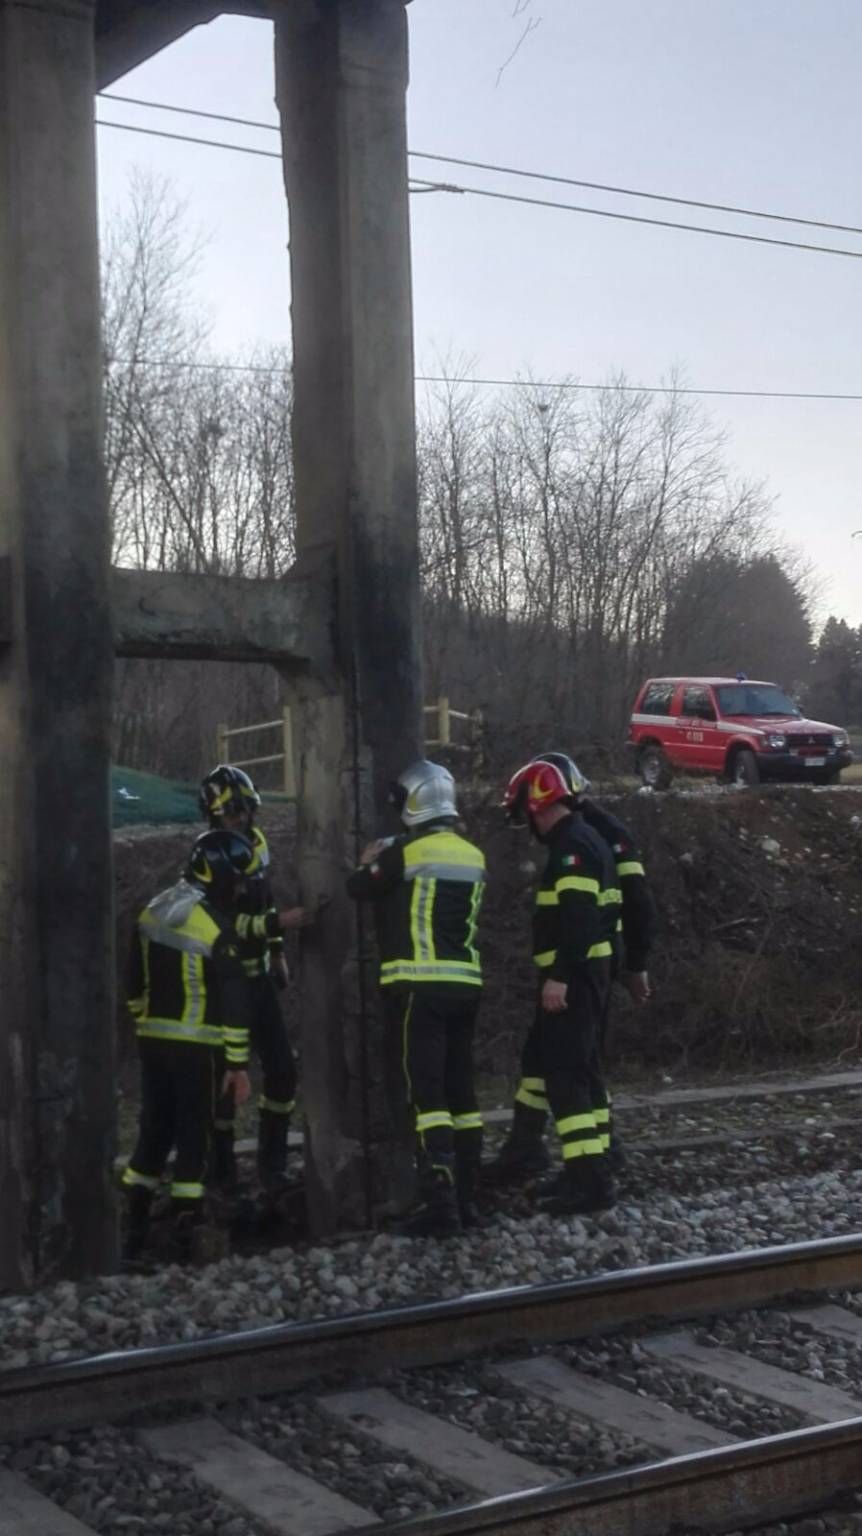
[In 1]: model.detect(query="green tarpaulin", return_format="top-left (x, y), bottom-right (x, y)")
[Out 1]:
top-left (112, 767), bottom-right (291, 827)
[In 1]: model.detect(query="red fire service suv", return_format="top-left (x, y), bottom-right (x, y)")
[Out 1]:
top-left (628, 675), bottom-right (852, 789)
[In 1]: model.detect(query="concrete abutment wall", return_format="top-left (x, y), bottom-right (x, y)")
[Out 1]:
top-left (0, 0), bottom-right (115, 1288)
top-left (0, 0), bottom-right (421, 1282)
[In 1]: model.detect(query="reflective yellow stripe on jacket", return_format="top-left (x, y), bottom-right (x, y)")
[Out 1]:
top-left (381, 828), bottom-right (485, 987)
top-left (136, 903), bottom-right (224, 1046)
top-left (533, 943), bottom-right (613, 967)
top-left (381, 960), bottom-right (484, 986)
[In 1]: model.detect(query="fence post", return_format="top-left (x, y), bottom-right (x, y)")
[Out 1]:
top-left (438, 694), bottom-right (451, 748)
top-left (217, 723), bottom-right (229, 765)
top-left (282, 704), bottom-right (296, 797)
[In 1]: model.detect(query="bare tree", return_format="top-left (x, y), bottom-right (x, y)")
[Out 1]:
top-left (418, 369), bottom-right (788, 770)
top-left (102, 181), bottom-right (811, 784)
top-left (102, 174), bottom-right (296, 780)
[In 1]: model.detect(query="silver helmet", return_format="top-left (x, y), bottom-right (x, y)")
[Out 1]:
top-left (391, 759), bottom-right (458, 828)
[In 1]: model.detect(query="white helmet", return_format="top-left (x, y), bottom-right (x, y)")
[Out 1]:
top-left (390, 759), bottom-right (458, 827)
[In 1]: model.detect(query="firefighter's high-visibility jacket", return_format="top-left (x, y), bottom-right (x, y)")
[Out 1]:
top-left (232, 826), bottom-right (285, 979)
top-left (346, 822), bottom-right (486, 990)
top-left (581, 800), bottom-right (656, 973)
top-left (533, 812), bottom-right (620, 982)
top-left (126, 882), bottom-right (251, 1064)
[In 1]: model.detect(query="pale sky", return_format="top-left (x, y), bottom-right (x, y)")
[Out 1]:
top-left (96, 0), bottom-right (862, 627)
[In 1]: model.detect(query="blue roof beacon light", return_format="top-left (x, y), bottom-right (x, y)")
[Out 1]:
top-left (736, 671), bottom-right (748, 681)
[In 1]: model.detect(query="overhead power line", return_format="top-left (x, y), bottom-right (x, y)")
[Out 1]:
top-left (97, 118), bottom-right (282, 164)
top-left (406, 177), bottom-right (862, 262)
top-left (95, 117), bottom-right (862, 264)
top-left (96, 116), bottom-right (862, 263)
top-left (100, 90), bottom-right (862, 242)
top-left (419, 375), bottom-right (862, 402)
top-left (409, 153), bottom-right (862, 240)
top-left (101, 92), bottom-right (278, 135)
top-left (109, 358), bottom-right (862, 402)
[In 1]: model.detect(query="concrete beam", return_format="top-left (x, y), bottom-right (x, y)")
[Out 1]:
top-left (95, 0), bottom-right (267, 89)
top-left (0, 0), bottom-right (115, 1287)
top-left (112, 560), bottom-right (334, 666)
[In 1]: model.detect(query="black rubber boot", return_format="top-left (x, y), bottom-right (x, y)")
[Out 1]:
top-left (398, 1173), bottom-right (462, 1238)
top-left (534, 1166), bottom-right (566, 1200)
top-left (257, 1109), bottom-right (290, 1192)
top-left (484, 1102), bottom-right (550, 1185)
top-left (121, 1186), bottom-right (153, 1265)
top-left (210, 1126), bottom-right (238, 1189)
top-left (169, 1200), bottom-right (207, 1264)
top-left (454, 1141), bottom-right (483, 1229)
top-left (538, 1160), bottom-right (616, 1216)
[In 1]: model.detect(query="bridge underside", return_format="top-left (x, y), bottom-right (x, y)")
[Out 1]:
top-left (95, 1), bottom-right (268, 88)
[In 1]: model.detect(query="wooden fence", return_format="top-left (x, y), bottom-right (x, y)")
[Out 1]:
top-left (216, 705), bottom-right (295, 796)
top-left (423, 695), bottom-right (485, 775)
top-left (217, 695), bottom-right (483, 799)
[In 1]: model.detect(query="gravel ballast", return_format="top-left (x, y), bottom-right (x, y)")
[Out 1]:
top-left (0, 1425), bottom-right (267, 1535)
top-left (557, 1332), bottom-right (802, 1440)
top-left (698, 1306), bottom-right (862, 1396)
top-left (217, 1395), bottom-right (465, 1522)
top-left (3, 1167), bottom-right (862, 1371)
top-left (391, 1360), bottom-right (643, 1478)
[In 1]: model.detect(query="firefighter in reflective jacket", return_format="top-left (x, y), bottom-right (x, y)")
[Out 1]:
top-left (121, 830), bottom-right (255, 1260)
top-left (199, 765), bottom-right (310, 1194)
top-left (491, 752), bottom-right (655, 1184)
top-left (346, 760), bottom-right (486, 1237)
top-left (497, 755), bottom-right (620, 1214)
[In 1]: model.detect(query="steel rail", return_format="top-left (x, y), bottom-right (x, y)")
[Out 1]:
top-left (2, 1233), bottom-right (861, 1438)
top-left (367, 1416), bottom-right (862, 1536)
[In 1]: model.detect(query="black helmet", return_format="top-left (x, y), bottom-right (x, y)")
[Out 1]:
top-left (536, 751), bottom-right (591, 797)
top-left (185, 830), bottom-right (256, 908)
top-left (199, 764), bottom-right (261, 826)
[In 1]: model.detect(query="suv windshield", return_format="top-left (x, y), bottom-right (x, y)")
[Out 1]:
top-left (715, 684), bottom-right (799, 718)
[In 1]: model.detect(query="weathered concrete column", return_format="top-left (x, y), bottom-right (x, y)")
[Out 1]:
top-left (0, 0), bottom-right (115, 1285)
top-left (274, 0), bottom-right (422, 1229)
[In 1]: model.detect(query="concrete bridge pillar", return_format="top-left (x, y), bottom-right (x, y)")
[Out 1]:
top-left (0, 0), bottom-right (115, 1286)
top-left (274, 0), bottom-right (422, 1230)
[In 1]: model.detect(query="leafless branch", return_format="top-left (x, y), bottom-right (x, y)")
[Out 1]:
top-left (495, 14), bottom-right (542, 87)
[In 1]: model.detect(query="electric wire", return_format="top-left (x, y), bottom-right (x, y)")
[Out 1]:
top-left (101, 92), bottom-right (278, 135)
top-left (406, 176), bottom-right (862, 261)
top-left (97, 118), bottom-right (282, 164)
top-left (107, 357), bottom-right (862, 403)
top-left (96, 116), bottom-right (862, 262)
top-left (99, 91), bottom-right (862, 240)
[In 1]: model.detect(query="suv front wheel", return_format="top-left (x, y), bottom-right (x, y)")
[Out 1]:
top-left (637, 745), bottom-right (673, 790)
top-left (730, 748), bottom-right (760, 787)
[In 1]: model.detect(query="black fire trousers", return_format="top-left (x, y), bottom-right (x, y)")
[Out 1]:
top-left (215, 975), bottom-right (297, 1126)
top-left (123, 1038), bottom-right (215, 1204)
top-left (398, 986), bottom-right (483, 1184)
top-left (517, 960), bottom-right (612, 1172)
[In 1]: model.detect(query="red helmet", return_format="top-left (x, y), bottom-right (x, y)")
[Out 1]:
top-left (502, 756), bottom-right (584, 824)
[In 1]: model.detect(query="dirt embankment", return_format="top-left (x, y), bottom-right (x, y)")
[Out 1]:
top-left (475, 786), bottom-right (862, 1081)
top-left (114, 788), bottom-right (862, 1086)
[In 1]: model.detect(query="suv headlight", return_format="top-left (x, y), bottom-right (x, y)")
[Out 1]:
top-left (833, 732), bottom-right (849, 747)
top-left (766, 732), bottom-right (787, 749)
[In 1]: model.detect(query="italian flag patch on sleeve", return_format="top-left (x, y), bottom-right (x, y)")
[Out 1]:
top-left (562, 854), bottom-right (581, 867)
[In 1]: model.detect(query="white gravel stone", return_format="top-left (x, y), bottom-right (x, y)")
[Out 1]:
top-left (3, 1168), bottom-right (862, 1371)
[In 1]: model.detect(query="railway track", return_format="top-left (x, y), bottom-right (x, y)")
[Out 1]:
top-left (3, 1234), bottom-right (862, 1535)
